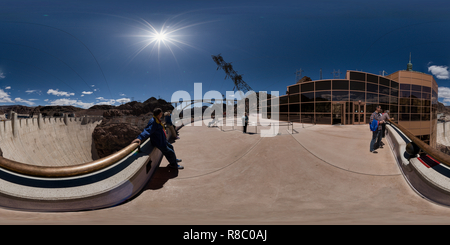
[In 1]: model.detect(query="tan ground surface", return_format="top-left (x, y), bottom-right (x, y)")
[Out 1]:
top-left (0, 122), bottom-right (450, 224)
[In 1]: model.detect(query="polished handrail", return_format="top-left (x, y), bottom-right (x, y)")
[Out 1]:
top-left (0, 143), bottom-right (140, 178)
top-left (388, 119), bottom-right (450, 168)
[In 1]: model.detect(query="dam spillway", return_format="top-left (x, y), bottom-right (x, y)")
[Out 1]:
top-left (0, 112), bottom-right (167, 212)
top-left (0, 114), bottom-right (101, 167)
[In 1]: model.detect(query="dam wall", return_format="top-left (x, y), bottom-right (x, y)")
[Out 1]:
top-left (0, 113), bottom-right (102, 167)
top-left (437, 121), bottom-right (450, 146)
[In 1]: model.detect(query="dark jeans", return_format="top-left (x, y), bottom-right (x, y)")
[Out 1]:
top-left (243, 122), bottom-right (248, 133)
top-left (158, 141), bottom-right (177, 166)
top-left (370, 130), bottom-right (382, 152)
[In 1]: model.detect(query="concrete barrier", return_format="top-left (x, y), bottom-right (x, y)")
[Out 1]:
top-left (0, 113), bottom-right (171, 212)
top-left (387, 123), bottom-right (450, 207)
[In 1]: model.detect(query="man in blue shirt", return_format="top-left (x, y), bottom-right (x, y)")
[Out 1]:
top-left (369, 105), bottom-right (385, 154)
top-left (132, 108), bottom-right (183, 169)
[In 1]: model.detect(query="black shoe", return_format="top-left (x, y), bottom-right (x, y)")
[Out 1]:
top-left (176, 159), bottom-right (182, 162)
top-left (371, 150), bottom-right (378, 154)
top-left (169, 164), bottom-right (184, 169)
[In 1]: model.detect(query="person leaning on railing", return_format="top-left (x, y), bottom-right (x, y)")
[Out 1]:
top-left (370, 105), bottom-right (385, 154)
top-left (131, 108), bottom-right (184, 169)
top-left (379, 109), bottom-right (394, 147)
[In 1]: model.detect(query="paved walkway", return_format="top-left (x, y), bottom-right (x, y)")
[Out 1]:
top-left (1, 121), bottom-right (450, 224)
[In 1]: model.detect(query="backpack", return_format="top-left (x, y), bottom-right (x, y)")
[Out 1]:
top-left (370, 120), bottom-right (379, 132)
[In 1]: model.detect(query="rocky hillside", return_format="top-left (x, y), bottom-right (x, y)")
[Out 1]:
top-left (92, 97), bottom-right (174, 158)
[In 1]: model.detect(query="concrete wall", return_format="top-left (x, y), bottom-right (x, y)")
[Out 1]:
top-left (437, 122), bottom-right (450, 146)
top-left (0, 113), bottom-right (102, 167)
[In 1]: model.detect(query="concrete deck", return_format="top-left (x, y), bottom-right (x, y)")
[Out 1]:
top-left (0, 120), bottom-right (450, 223)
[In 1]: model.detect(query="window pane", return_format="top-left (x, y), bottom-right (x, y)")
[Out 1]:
top-left (411, 98), bottom-right (421, 106)
top-left (411, 91), bottom-right (421, 99)
top-left (301, 82), bottom-right (314, 92)
top-left (280, 105), bottom-right (288, 113)
top-left (411, 84), bottom-right (421, 92)
top-left (289, 94), bottom-right (300, 103)
top-left (315, 102), bottom-right (331, 112)
top-left (289, 103), bottom-right (300, 112)
top-left (390, 105), bottom-right (398, 113)
top-left (380, 77), bottom-right (390, 86)
top-left (366, 104), bottom-right (377, 113)
top-left (332, 80), bottom-right (349, 90)
top-left (390, 88), bottom-right (399, 96)
top-left (421, 114), bottom-right (430, 121)
top-left (349, 91), bottom-right (365, 102)
top-left (400, 84), bottom-right (410, 90)
top-left (332, 91), bottom-right (349, 101)
top-left (411, 114), bottom-right (420, 121)
top-left (301, 92), bottom-right (314, 102)
top-left (349, 72), bottom-right (366, 81)
top-left (301, 103), bottom-right (314, 112)
top-left (350, 81), bottom-right (365, 91)
top-left (367, 74), bottom-right (378, 84)
top-left (379, 85), bottom-right (390, 95)
top-left (315, 81), bottom-right (331, 91)
top-left (400, 98), bottom-right (410, 105)
top-left (390, 96), bottom-right (398, 105)
top-left (400, 105), bottom-right (410, 113)
top-left (316, 114), bottom-right (331, 124)
top-left (367, 83), bottom-right (378, 93)
top-left (280, 96), bottom-right (288, 104)
top-left (315, 91), bottom-right (331, 101)
top-left (379, 95), bottom-right (389, 103)
top-left (422, 86), bottom-right (431, 93)
top-left (391, 81), bottom-right (399, 89)
top-left (400, 114), bottom-right (410, 121)
top-left (400, 90), bottom-right (410, 98)
top-left (366, 93), bottom-right (378, 103)
top-left (301, 114), bottom-right (314, 123)
top-left (289, 85), bottom-right (299, 94)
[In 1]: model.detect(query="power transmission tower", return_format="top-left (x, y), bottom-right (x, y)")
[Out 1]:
top-left (295, 68), bottom-right (304, 83)
top-left (331, 69), bottom-right (342, 79)
top-left (211, 54), bottom-right (253, 93)
top-left (319, 68), bottom-right (323, 80)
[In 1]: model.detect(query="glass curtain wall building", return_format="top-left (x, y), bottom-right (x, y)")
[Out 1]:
top-left (264, 69), bottom-right (438, 147)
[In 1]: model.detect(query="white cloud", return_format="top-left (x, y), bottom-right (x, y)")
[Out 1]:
top-left (25, 89), bottom-right (41, 95)
top-left (0, 89), bottom-right (13, 103)
top-left (82, 91), bottom-right (93, 95)
top-left (14, 97), bottom-right (35, 106)
top-left (116, 98), bottom-right (131, 104)
top-left (439, 87), bottom-right (450, 105)
top-left (48, 98), bottom-right (94, 109)
top-left (428, 65), bottom-right (449, 79)
top-left (5, 86), bottom-right (10, 90)
top-left (95, 97), bottom-right (116, 105)
top-left (47, 89), bottom-right (75, 97)
top-left (0, 72), bottom-right (5, 79)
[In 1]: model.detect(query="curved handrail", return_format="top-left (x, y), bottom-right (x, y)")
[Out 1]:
top-left (388, 119), bottom-right (450, 168)
top-left (0, 143), bottom-right (140, 178)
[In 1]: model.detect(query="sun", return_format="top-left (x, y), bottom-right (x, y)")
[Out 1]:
top-left (126, 17), bottom-right (204, 65)
top-left (154, 31), bottom-right (167, 42)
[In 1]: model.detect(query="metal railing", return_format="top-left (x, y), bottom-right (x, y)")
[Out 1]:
top-left (389, 119), bottom-right (450, 168)
top-left (0, 143), bottom-right (140, 178)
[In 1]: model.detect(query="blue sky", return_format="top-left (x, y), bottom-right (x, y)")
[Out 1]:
top-left (1, 0), bottom-right (450, 108)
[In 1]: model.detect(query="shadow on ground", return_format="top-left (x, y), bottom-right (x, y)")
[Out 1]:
top-left (144, 166), bottom-right (179, 190)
